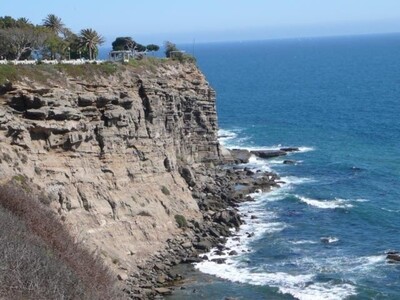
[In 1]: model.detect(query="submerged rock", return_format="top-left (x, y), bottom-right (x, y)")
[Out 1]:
top-left (283, 160), bottom-right (297, 165)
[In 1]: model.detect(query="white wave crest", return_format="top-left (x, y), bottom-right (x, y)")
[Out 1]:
top-left (195, 260), bottom-right (315, 292)
top-left (218, 129), bottom-right (238, 146)
top-left (280, 176), bottom-right (316, 185)
top-left (225, 144), bottom-right (315, 152)
top-left (381, 208), bottom-right (400, 213)
top-left (298, 196), bottom-right (353, 209)
top-left (290, 240), bottom-right (318, 245)
top-left (281, 282), bottom-right (357, 300)
top-left (320, 236), bottom-right (340, 244)
top-left (245, 155), bottom-right (273, 172)
top-left (298, 146), bottom-right (315, 153)
top-left (195, 260), bottom-right (357, 300)
top-left (354, 198), bottom-right (369, 202)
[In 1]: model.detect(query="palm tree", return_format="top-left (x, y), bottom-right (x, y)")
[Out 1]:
top-left (16, 17), bottom-right (32, 27)
top-left (42, 14), bottom-right (64, 35)
top-left (79, 28), bottom-right (105, 60)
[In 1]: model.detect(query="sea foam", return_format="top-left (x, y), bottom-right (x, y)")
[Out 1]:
top-left (297, 196), bottom-right (354, 209)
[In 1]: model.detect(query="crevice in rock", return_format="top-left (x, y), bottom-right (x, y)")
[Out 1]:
top-left (107, 198), bottom-right (117, 220)
top-left (94, 125), bottom-right (105, 155)
top-left (132, 145), bottom-right (147, 161)
top-left (163, 157), bottom-right (172, 172)
top-left (138, 81), bottom-right (153, 124)
top-left (77, 188), bottom-right (90, 212)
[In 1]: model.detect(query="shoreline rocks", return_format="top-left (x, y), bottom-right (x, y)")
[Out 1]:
top-left (124, 159), bottom-right (281, 299)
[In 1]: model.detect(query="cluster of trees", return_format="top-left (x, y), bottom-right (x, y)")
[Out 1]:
top-left (111, 36), bottom-right (159, 54)
top-left (0, 14), bottom-right (105, 60)
top-left (0, 14), bottom-right (188, 63)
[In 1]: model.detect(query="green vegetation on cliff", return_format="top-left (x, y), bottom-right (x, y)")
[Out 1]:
top-left (0, 57), bottom-right (175, 85)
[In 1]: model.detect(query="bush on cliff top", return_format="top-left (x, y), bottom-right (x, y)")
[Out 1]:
top-left (0, 184), bottom-right (123, 300)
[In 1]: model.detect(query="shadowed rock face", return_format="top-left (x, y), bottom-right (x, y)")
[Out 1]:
top-left (0, 62), bottom-right (221, 273)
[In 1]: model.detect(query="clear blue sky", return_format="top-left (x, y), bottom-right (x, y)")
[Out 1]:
top-left (2, 0), bottom-right (400, 44)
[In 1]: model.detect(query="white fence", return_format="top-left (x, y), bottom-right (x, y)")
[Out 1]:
top-left (0, 59), bottom-right (106, 65)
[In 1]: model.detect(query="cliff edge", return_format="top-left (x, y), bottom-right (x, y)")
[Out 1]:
top-left (0, 61), bottom-right (220, 274)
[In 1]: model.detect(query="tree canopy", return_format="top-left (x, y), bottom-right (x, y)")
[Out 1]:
top-left (79, 28), bottom-right (105, 60)
top-left (146, 44), bottom-right (160, 52)
top-left (111, 37), bottom-right (136, 51)
top-left (0, 15), bottom-right (106, 60)
top-left (42, 14), bottom-right (64, 35)
top-left (164, 41), bottom-right (178, 58)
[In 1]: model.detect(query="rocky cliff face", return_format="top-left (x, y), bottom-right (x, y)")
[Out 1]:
top-left (0, 62), bottom-right (220, 272)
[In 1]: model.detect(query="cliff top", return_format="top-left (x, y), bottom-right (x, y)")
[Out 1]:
top-left (0, 58), bottom-right (190, 87)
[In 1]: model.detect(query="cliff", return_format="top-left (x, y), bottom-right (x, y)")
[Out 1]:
top-left (0, 61), bottom-right (220, 274)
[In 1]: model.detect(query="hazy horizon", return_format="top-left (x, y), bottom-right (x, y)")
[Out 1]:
top-left (2, 1), bottom-right (400, 45)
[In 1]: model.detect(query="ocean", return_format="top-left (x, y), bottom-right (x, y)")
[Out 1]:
top-left (169, 34), bottom-right (400, 299)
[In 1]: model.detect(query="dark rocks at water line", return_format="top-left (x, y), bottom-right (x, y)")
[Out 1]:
top-left (386, 251), bottom-right (400, 262)
top-left (154, 287), bottom-right (172, 296)
top-left (280, 147), bottom-right (300, 152)
top-left (214, 210), bottom-right (242, 228)
top-left (194, 240), bottom-right (213, 251)
top-left (245, 147), bottom-right (300, 160)
top-left (283, 160), bottom-right (297, 165)
top-left (250, 150), bottom-right (287, 159)
top-left (211, 258), bottom-right (226, 264)
top-left (124, 156), bottom-right (281, 298)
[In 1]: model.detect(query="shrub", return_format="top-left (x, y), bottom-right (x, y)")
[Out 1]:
top-left (161, 186), bottom-right (170, 196)
top-left (0, 184), bottom-right (124, 299)
top-left (174, 214), bottom-right (188, 228)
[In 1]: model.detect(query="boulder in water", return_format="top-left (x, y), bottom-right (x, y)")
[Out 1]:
top-left (386, 251), bottom-right (400, 262)
top-left (250, 150), bottom-right (287, 159)
top-left (230, 149), bottom-right (251, 164)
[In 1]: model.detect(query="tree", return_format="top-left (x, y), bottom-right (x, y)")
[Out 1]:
top-left (164, 41), bottom-right (178, 58)
top-left (146, 44), bottom-right (159, 54)
top-left (111, 37), bottom-right (136, 51)
top-left (0, 27), bottom-right (48, 60)
top-left (16, 17), bottom-right (32, 28)
top-left (63, 31), bottom-right (81, 59)
top-left (0, 16), bottom-right (17, 29)
top-left (79, 28), bottom-right (105, 60)
top-left (42, 14), bottom-right (64, 35)
top-left (43, 34), bottom-right (67, 59)
top-left (134, 43), bottom-right (146, 52)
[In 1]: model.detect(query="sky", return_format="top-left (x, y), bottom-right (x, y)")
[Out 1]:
top-left (2, 0), bottom-right (400, 45)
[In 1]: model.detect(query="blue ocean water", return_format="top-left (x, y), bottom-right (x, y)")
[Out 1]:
top-left (171, 35), bottom-right (400, 300)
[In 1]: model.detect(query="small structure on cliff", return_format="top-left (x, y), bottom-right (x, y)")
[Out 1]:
top-left (109, 49), bottom-right (148, 62)
top-left (108, 50), bottom-right (133, 62)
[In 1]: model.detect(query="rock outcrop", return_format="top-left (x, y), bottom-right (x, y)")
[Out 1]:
top-left (0, 62), bottom-right (220, 273)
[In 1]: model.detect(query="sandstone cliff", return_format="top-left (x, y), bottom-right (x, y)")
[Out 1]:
top-left (0, 61), bottom-right (220, 273)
